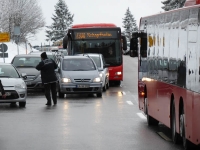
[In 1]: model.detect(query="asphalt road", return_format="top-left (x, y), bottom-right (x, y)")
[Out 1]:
top-left (0, 55), bottom-right (198, 150)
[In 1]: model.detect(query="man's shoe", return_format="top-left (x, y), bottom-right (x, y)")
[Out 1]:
top-left (45, 103), bottom-right (51, 106)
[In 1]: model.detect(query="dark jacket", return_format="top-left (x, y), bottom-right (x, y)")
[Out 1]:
top-left (36, 58), bottom-right (58, 84)
top-left (0, 80), bottom-right (5, 95)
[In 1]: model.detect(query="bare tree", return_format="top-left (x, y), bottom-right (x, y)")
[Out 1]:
top-left (0, 0), bottom-right (45, 43)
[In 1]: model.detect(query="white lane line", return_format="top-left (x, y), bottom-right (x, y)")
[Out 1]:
top-left (122, 91), bottom-right (126, 95)
top-left (126, 101), bottom-right (133, 105)
top-left (137, 113), bottom-right (146, 119)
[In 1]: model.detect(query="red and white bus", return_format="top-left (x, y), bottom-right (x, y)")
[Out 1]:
top-left (131, 0), bottom-right (200, 149)
top-left (63, 23), bottom-right (127, 85)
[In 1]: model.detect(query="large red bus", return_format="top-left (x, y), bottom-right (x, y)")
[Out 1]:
top-left (63, 23), bottom-right (127, 86)
top-left (131, 0), bottom-right (200, 149)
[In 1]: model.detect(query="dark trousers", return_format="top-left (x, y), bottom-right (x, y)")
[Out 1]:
top-left (44, 82), bottom-right (57, 104)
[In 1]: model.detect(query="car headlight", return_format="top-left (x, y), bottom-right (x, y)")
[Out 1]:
top-left (62, 78), bottom-right (71, 83)
top-left (93, 77), bottom-right (101, 82)
top-left (15, 82), bottom-right (26, 89)
top-left (115, 72), bottom-right (122, 75)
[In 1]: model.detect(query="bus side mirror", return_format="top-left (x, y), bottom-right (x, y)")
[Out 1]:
top-left (130, 32), bottom-right (138, 57)
top-left (140, 32), bottom-right (147, 58)
top-left (121, 36), bottom-right (127, 50)
top-left (63, 35), bottom-right (68, 49)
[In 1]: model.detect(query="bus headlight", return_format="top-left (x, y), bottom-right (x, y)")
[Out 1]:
top-left (115, 72), bottom-right (122, 75)
top-left (62, 78), bottom-right (71, 83)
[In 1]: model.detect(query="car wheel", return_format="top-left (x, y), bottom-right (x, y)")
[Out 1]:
top-left (106, 81), bottom-right (109, 89)
top-left (19, 102), bottom-right (26, 107)
top-left (58, 92), bottom-right (64, 98)
top-left (103, 82), bottom-right (107, 92)
top-left (96, 93), bottom-right (102, 97)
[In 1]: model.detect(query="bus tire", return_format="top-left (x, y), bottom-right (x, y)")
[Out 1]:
top-left (146, 99), bottom-right (159, 126)
top-left (115, 81), bottom-right (121, 86)
top-left (171, 100), bottom-right (181, 144)
top-left (180, 106), bottom-right (192, 150)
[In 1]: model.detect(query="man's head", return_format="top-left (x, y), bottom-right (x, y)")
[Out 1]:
top-left (41, 52), bottom-right (48, 60)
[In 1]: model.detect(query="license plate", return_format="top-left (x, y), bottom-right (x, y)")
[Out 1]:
top-left (26, 82), bottom-right (32, 85)
top-left (77, 85), bottom-right (89, 88)
top-left (0, 92), bottom-right (11, 96)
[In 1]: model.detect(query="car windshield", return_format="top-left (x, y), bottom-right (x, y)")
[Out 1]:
top-left (0, 65), bottom-right (20, 78)
top-left (62, 58), bottom-right (96, 71)
top-left (12, 57), bottom-right (41, 67)
top-left (89, 56), bottom-right (101, 68)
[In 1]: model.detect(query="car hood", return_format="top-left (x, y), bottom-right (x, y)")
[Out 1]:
top-left (16, 67), bottom-right (40, 76)
top-left (0, 78), bottom-right (24, 86)
top-left (62, 70), bottom-right (100, 79)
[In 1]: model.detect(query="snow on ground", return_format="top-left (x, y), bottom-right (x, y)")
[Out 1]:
top-left (0, 41), bottom-right (38, 63)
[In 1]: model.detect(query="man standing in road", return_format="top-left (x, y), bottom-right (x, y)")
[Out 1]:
top-left (36, 52), bottom-right (58, 106)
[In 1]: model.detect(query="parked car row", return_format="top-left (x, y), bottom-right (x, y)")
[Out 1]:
top-left (0, 50), bottom-right (110, 106)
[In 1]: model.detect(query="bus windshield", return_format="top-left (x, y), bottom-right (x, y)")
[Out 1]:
top-left (71, 39), bottom-right (122, 66)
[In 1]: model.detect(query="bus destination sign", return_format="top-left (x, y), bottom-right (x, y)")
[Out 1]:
top-left (74, 31), bottom-right (117, 39)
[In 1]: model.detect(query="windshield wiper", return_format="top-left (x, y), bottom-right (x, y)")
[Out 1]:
top-left (16, 66), bottom-right (35, 67)
top-left (0, 76), bottom-right (11, 78)
top-left (72, 69), bottom-right (85, 71)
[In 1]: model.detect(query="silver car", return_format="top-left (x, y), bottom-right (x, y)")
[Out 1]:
top-left (56, 56), bottom-right (103, 98)
top-left (0, 63), bottom-right (27, 107)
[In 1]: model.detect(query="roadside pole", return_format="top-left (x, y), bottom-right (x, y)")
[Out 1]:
top-left (2, 43), bottom-right (4, 63)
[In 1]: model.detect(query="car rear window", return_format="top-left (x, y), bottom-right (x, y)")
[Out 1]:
top-left (12, 57), bottom-right (41, 67)
top-left (62, 58), bottom-right (96, 71)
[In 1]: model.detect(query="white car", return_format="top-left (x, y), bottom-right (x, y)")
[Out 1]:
top-left (0, 63), bottom-right (27, 107)
top-left (76, 53), bottom-right (109, 91)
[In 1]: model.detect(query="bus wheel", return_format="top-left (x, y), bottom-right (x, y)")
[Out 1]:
top-left (146, 99), bottom-right (159, 126)
top-left (115, 81), bottom-right (121, 86)
top-left (171, 101), bottom-right (180, 144)
top-left (144, 98), bottom-right (147, 115)
top-left (180, 107), bottom-right (191, 150)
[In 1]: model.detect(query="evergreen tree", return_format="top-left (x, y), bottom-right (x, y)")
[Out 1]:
top-left (161, 0), bottom-right (186, 11)
top-left (122, 7), bottom-right (138, 41)
top-left (46, 0), bottom-right (74, 43)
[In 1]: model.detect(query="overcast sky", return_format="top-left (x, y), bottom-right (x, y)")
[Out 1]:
top-left (30, 0), bottom-right (163, 46)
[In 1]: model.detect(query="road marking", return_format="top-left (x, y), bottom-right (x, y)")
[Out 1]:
top-left (137, 113), bottom-right (146, 119)
top-left (122, 91), bottom-right (126, 95)
top-left (126, 101), bottom-right (133, 105)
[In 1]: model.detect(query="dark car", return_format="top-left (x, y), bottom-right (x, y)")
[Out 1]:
top-left (11, 54), bottom-right (43, 90)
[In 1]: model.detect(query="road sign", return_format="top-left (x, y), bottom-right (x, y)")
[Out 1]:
top-left (0, 32), bottom-right (10, 42)
top-left (0, 44), bottom-right (8, 52)
top-left (0, 53), bottom-right (8, 58)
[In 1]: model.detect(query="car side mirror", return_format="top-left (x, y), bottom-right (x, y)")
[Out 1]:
top-left (98, 68), bottom-right (104, 72)
top-left (21, 73), bottom-right (27, 79)
top-left (104, 64), bottom-right (110, 68)
top-left (55, 68), bottom-right (60, 73)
